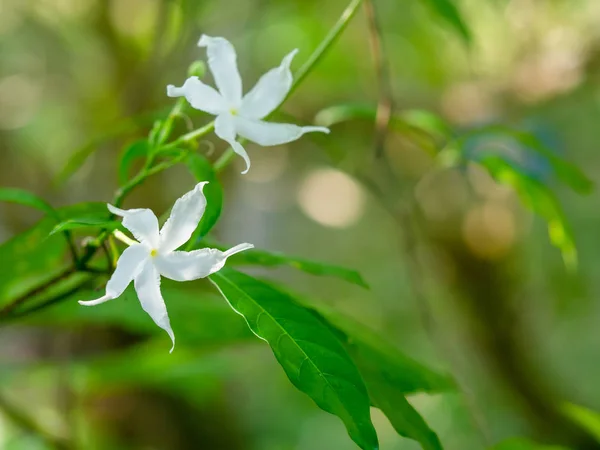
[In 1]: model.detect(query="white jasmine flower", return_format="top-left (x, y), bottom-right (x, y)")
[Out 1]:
top-left (79, 182), bottom-right (253, 352)
top-left (167, 35), bottom-right (330, 174)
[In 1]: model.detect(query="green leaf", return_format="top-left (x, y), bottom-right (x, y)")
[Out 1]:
top-left (421, 0), bottom-right (472, 44)
top-left (339, 317), bottom-right (445, 449)
top-left (264, 284), bottom-right (449, 448)
top-left (479, 156), bottom-right (577, 269)
top-left (562, 403), bottom-right (600, 442)
top-left (118, 140), bottom-right (150, 185)
top-left (55, 108), bottom-right (170, 185)
top-left (468, 126), bottom-right (593, 194)
top-left (399, 109), bottom-right (454, 142)
top-left (491, 437), bottom-right (568, 450)
top-left (368, 383), bottom-right (442, 450)
top-left (303, 301), bottom-right (454, 395)
top-left (209, 268), bottom-right (379, 450)
top-left (0, 188), bottom-right (59, 220)
top-left (50, 217), bottom-right (121, 235)
top-left (184, 152), bottom-right (223, 242)
top-left (0, 203), bottom-right (106, 304)
top-left (222, 245), bottom-right (368, 289)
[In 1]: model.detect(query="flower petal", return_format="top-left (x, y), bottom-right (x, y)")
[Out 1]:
top-left (159, 182), bottom-right (208, 253)
top-left (107, 204), bottom-right (160, 248)
top-left (233, 116), bottom-right (330, 147)
top-left (166, 77), bottom-right (226, 115)
top-left (154, 243), bottom-right (254, 282)
top-left (135, 260), bottom-right (175, 353)
top-left (239, 49), bottom-right (298, 120)
top-left (198, 35), bottom-right (242, 107)
top-left (79, 243), bottom-right (149, 306)
top-left (214, 113), bottom-right (251, 174)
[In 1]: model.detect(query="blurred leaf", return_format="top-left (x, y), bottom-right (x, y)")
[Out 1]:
top-left (562, 403), bottom-right (600, 442)
top-left (491, 437), bottom-right (568, 450)
top-left (315, 103), bottom-right (384, 127)
top-left (315, 104), bottom-right (451, 157)
top-left (80, 343), bottom-right (231, 406)
top-left (316, 103), bottom-right (452, 139)
top-left (479, 156), bottom-right (577, 269)
top-left (468, 126), bottom-right (593, 194)
top-left (209, 268), bottom-right (379, 450)
top-left (184, 153), bottom-right (223, 241)
top-left (0, 188), bottom-right (59, 220)
top-left (0, 203), bottom-right (106, 304)
top-left (399, 109), bottom-right (454, 141)
top-left (50, 218), bottom-right (121, 235)
top-left (118, 140), bottom-right (150, 185)
top-left (420, 0), bottom-right (472, 44)
top-left (221, 244), bottom-right (368, 288)
top-left (55, 108), bottom-right (170, 185)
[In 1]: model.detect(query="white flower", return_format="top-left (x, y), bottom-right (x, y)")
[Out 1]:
top-left (78, 182), bottom-right (253, 352)
top-left (167, 35), bottom-right (330, 174)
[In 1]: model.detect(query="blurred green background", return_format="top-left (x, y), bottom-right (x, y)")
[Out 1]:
top-left (1, 0), bottom-right (600, 449)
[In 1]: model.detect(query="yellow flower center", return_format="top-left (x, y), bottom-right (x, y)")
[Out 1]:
top-left (229, 108), bottom-right (238, 116)
top-left (150, 249), bottom-right (158, 258)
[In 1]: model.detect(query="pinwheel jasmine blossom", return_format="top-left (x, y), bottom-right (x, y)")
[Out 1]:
top-left (79, 182), bottom-right (253, 352)
top-left (167, 35), bottom-right (330, 174)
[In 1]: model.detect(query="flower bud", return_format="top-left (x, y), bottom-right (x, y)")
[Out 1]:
top-left (187, 60), bottom-right (206, 78)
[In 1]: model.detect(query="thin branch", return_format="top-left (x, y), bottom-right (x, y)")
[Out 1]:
top-left (3, 280), bottom-right (91, 321)
top-left (0, 267), bottom-right (76, 319)
top-left (62, 230), bottom-right (80, 268)
top-left (363, 0), bottom-right (393, 157)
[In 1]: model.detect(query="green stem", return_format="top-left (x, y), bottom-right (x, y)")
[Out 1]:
top-left (162, 121), bottom-right (215, 152)
top-left (156, 98), bottom-right (186, 145)
top-left (289, 0), bottom-right (364, 99)
top-left (214, 144), bottom-right (240, 173)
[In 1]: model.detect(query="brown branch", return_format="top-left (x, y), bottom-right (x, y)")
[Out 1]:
top-left (363, 0), bottom-right (393, 157)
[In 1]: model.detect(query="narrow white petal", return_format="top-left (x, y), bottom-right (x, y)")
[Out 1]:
top-left (78, 295), bottom-right (112, 306)
top-left (223, 243), bottom-right (255, 257)
top-left (135, 260), bottom-right (175, 353)
top-left (159, 182), bottom-right (208, 253)
top-left (198, 35), bottom-right (242, 107)
top-left (78, 244), bottom-right (149, 306)
top-left (214, 112), bottom-right (236, 141)
top-left (166, 77), bottom-right (225, 115)
top-left (233, 116), bottom-right (330, 147)
top-left (214, 113), bottom-right (251, 174)
top-left (154, 243), bottom-right (254, 282)
top-left (239, 49), bottom-right (298, 120)
top-left (107, 204), bottom-right (160, 248)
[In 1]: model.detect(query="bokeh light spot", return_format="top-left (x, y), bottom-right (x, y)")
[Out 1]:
top-left (297, 168), bottom-right (365, 228)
